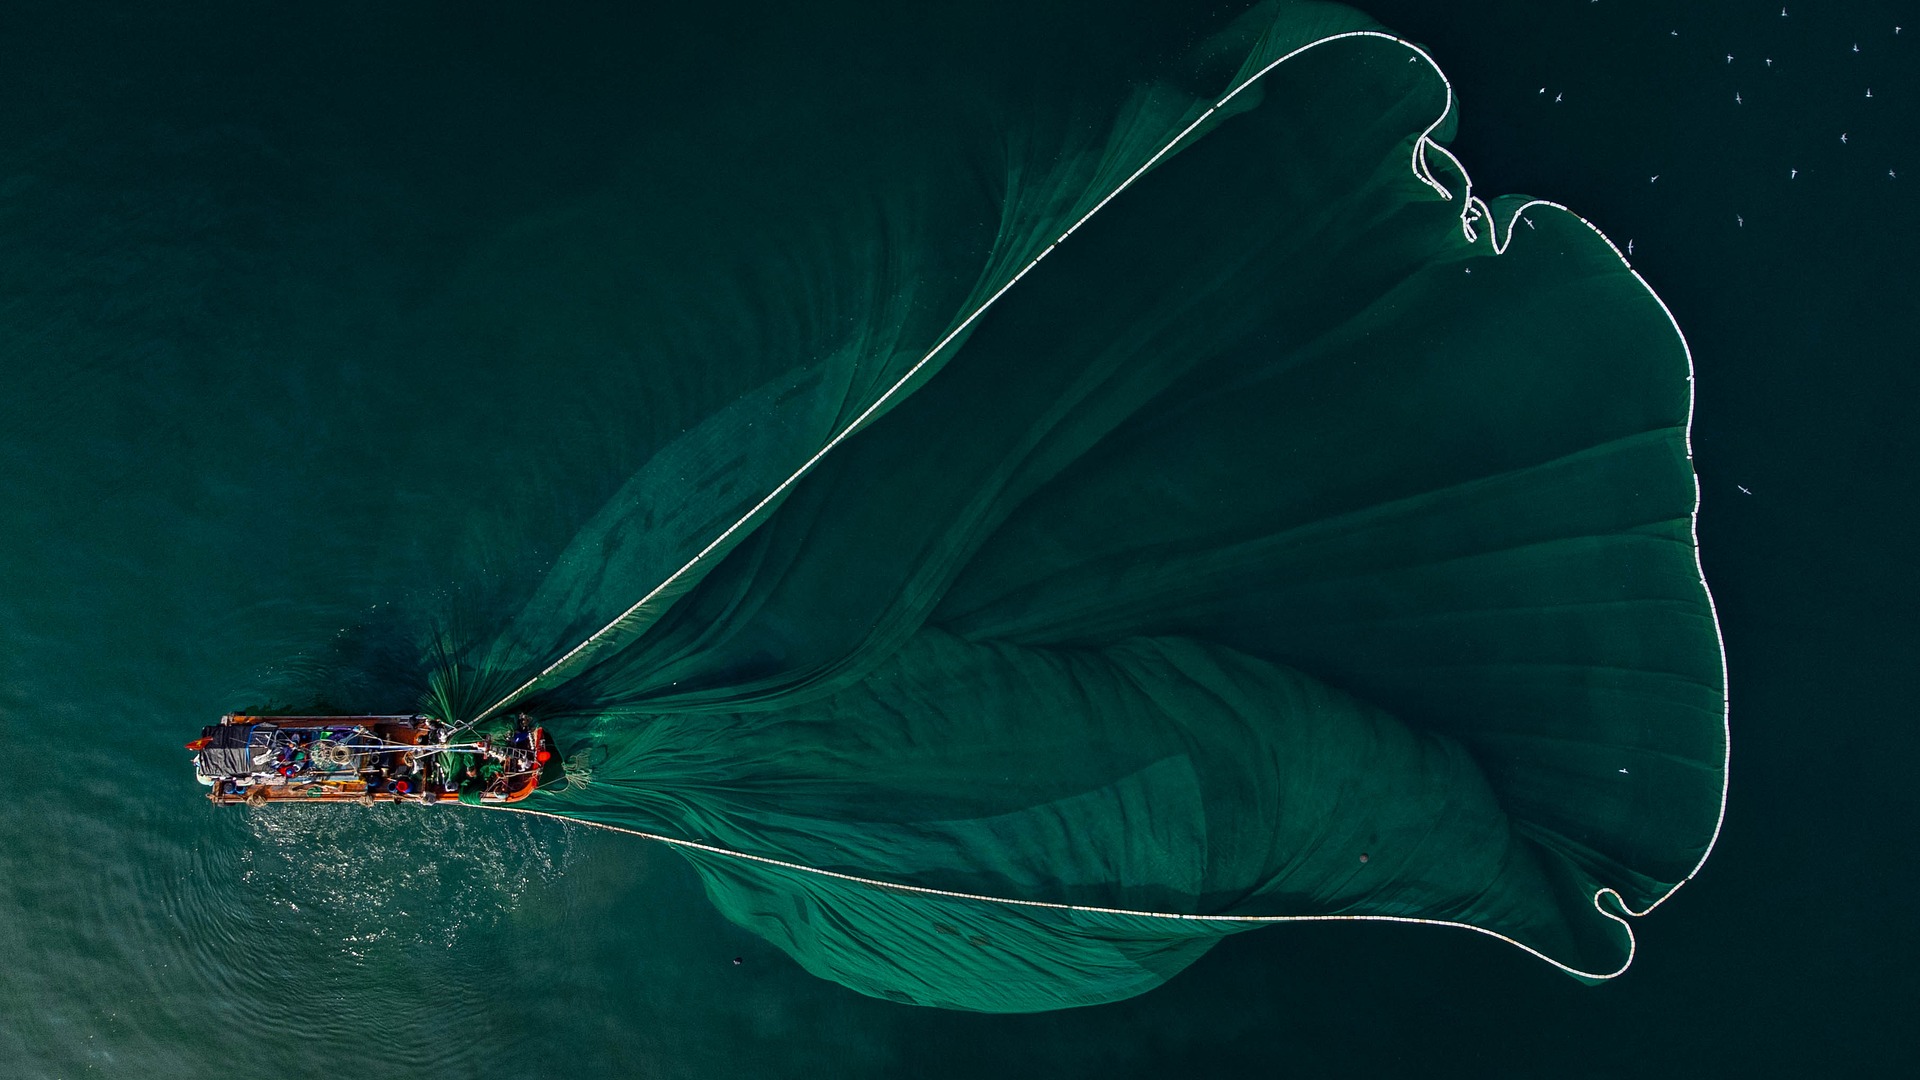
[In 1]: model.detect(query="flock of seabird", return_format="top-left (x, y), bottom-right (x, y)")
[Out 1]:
top-left (1542, 5), bottom-right (1902, 251)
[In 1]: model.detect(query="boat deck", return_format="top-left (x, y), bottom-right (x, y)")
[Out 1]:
top-left (191, 714), bottom-right (551, 806)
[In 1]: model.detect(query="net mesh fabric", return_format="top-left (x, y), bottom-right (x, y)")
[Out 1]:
top-left (455, 2), bottom-right (1724, 1012)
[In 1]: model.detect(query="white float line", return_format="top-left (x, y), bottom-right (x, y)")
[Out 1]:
top-left (472, 29), bottom-right (1732, 967)
top-left (472, 32), bottom-right (1453, 727)
top-left (479, 802), bottom-right (1637, 981)
top-left (468, 246), bottom-right (1061, 724)
top-left (1243, 34), bottom-right (1730, 924)
top-left (1451, 184), bottom-right (1730, 924)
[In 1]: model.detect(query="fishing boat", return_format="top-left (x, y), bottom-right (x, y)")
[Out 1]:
top-left (188, 714), bottom-right (554, 806)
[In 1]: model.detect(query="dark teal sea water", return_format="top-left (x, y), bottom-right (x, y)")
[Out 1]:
top-left (1, 0), bottom-right (1912, 1075)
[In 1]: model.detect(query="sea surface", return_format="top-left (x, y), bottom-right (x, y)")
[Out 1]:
top-left (1, 0), bottom-right (1912, 1076)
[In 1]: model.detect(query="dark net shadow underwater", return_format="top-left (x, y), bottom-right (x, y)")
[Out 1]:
top-left (402, 1), bottom-right (1726, 1012)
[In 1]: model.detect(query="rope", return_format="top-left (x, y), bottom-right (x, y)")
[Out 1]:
top-left (474, 802), bottom-right (1638, 981)
top-left (461, 30), bottom-right (1462, 730)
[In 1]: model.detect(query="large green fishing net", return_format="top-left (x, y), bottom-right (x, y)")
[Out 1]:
top-left (438, 1), bottom-right (1727, 1012)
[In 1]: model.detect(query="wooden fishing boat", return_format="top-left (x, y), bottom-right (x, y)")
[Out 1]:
top-left (188, 714), bottom-right (554, 806)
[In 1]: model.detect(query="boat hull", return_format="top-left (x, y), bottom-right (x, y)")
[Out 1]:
top-left (192, 714), bottom-right (552, 806)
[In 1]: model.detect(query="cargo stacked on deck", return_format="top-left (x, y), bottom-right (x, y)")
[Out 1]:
top-left (189, 714), bottom-right (552, 806)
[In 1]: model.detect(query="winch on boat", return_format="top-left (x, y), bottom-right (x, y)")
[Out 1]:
top-left (187, 714), bottom-right (554, 806)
